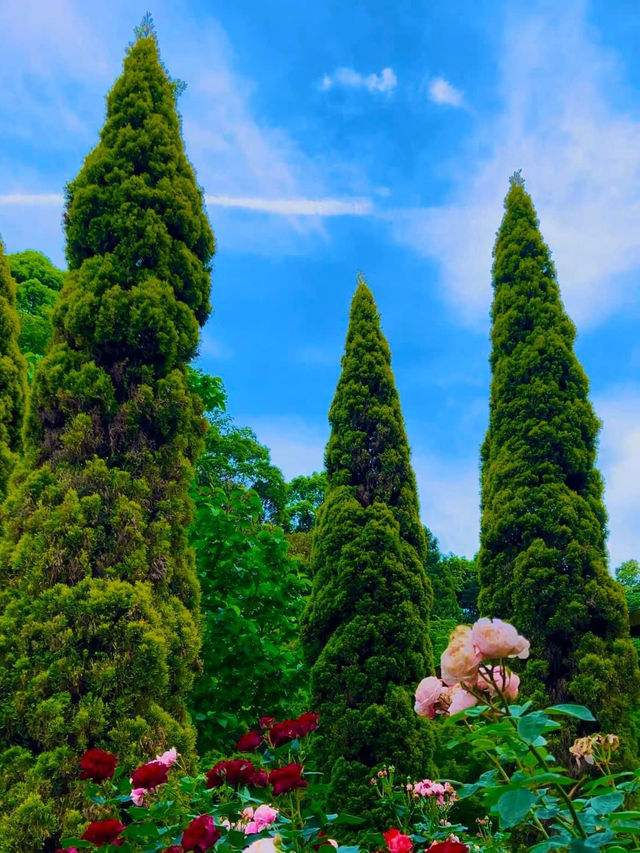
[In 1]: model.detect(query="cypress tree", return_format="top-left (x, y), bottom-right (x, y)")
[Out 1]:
top-left (478, 173), bottom-right (639, 753)
top-left (0, 24), bottom-right (214, 850)
top-left (301, 277), bottom-right (435, 822)
top-left (0, 237), bottom-right (28, 498)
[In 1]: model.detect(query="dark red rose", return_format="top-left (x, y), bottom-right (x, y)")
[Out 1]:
top-left (130, 760), bottom-right (169, 790)
top-left (55, 849), bottom-right (79, 853)
top-left (161, 847), bottom-right (182, 853)
top-left (268, 762), bottom-right (307, 796)
top-left (81, 819), bottom-right (125, 847)
top-left (295, 712), bottom-right (319, 737)
top-left (78, 748), bottom-right (116, 783)
top-left (205, 759), bottom-right (267, 789)
top-left (268, 719), bottom-right (301, 747)
top-left (428, 843), bottom-right (469, 853)
top-left (384, 829), bottom-right (413, 853)
top-left (258, 716), bottom-right (275, 729)
top-left (236, 730), bottom-right (262, 751)
top-left (182, 814), bottom-right (221, 852)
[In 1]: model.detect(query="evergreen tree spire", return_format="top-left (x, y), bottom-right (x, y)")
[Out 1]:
top-left (0, 236), bottom-right (27, 498)
top-left (0, 31), bottom-right (214, 849)
top-left (478, 176), bottom-right (639, 753)
top-left (302, 276), bottom-right (435, 824)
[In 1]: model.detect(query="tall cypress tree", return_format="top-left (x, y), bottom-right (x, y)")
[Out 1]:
top-left (478, 173), bottom-right (639, 752)
top-left (0, 25), bottom-right (214, 850)
top-left (0, 237), bottom-right (28, 498)
top-left (301, 277), bottom-right (434, 822)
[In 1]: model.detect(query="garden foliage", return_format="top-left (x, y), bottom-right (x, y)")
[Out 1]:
top-left (478, 174), bottom-right (640, 753)
top-left (0, 237), bottom-right (28, 499)
top-left (0, 28), bottom-right (214, 851)
top-left (301, 277), bottom-right (435, 821)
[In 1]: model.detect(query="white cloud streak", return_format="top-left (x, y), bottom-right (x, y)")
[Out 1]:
top-left (427, 77), bottom-right (464, 108)
top-left (391, 1), bottom-right (640, 330)
top-left (320, 66), bottom-right (397, 94)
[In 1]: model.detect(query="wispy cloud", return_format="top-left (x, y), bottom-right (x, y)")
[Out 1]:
top-left (205, 195), bottom-right (373, 216)
top-left (595, 389), bottom-right (640, 569)
top-left (391, 1), bottom-right (640, 330)
top-left (0, 194), bottom-right (64, 206)
top-left (427, 76), bottom-right (464, 108)
top-left (319, 67), bottom-right (397, 94)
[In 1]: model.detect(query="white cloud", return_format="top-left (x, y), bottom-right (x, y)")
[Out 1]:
top-left (427, 77), bottom-right (464, 108)
top-left (320, 66), bottom-right (397, 94)
top-left (595, 389), bottom-right (640, 569)
top-left (391, 1), bottom-right (640, 330)
top-left (205, 195), bottom-right (373, 216)
top-left (247, 417), bottom-right (327, 481)
top-left (0, 194), bottom-right (64, 206)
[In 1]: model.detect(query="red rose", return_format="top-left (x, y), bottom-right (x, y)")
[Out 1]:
top-left (259, 716), bottom-right (275, 729)
top-left (55, 849), bottom-right (79, 853)
top-left (269, 719), bottom-right (301, 747)
top-left (130, 760), bottom-right (169, 790)
top-left (236, 730), bottom-right (262, 751)
top-left (428, 843), bottom-right (469, 853)
top-left (182, 815), bottom-right (221, 852)
top-left (81, 819), bottom-right (125, 847)
top-left (295, 712), bottom-right (319, 737)
top-left (78, 748), bottom-right (116, 783)
top-left (384, 828), bottom-right (413, 853)
top-left (161, 847), bottom-right (182, 853)
top-left (205, 759), bottom-right (267, 789)
top-left (268, 762), bottom-right (307, 796)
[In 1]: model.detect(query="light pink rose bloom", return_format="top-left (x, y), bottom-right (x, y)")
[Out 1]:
top-left (478, 666), bottom-right (520, 700)
top-left (447, 684), bottom-right (478, 716)
top-left (244, 805), bottom-right (278, 834)
top-left (130, 787), bottom-right (146, 806)
top-left (471, 618), bottom-right (529, 660)
top-left (440, 626), bottom-right (483, 686)
top-left (414, 676), bottom-right (446, 717)
top-left (155, 747), bottom-right (179, 768)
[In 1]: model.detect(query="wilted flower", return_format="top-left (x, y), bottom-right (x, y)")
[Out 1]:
top-left (470, 618), bottom-right (529, 660)
top-left (569, 736), bottom-right (595, 766)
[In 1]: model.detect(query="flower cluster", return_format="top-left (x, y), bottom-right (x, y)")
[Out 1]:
top-left (415, 618), bottom-right (528, 718)
top-left (569, 732), bottom-right (620, 767)
top-left (408, 779), bottom-right (457, 808)
top-left (130, 747), bottom-right (180, 805)
top-left (237, 712), bottom-right (319, 751)
top-left (205, 758), bottom-right (306, 796)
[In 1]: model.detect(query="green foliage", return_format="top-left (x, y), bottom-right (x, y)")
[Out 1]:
top-left (285, 471), bottom-right (327, 533)
top-left (8, 250), bottom-right (64, 375)
top-left (301, 277), bottom-right (435, 825)
top-left (187, 370), bottom-right (309, 754)
top-left (0, 238), bottom-right (28, 499)
top-left (478, 176), bottom-right (639, 756)
top-left (0, 31), bottom-right (214, 851)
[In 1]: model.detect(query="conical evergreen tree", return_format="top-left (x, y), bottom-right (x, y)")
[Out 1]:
top-left (301, 277), bottom-right (434, 823)
top-left (478, 173), bottom-right (639, 754)
top-left (0, 25), bottom-right (214, 850)
top-left (0, 237), bottom-right (27, 498)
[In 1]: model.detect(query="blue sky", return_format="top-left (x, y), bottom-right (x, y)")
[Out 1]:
top-left (0, 0), bottom-right (639, 566)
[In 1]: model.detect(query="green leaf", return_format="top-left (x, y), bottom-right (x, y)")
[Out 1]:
top-left (496, 788), bottom-right (537, 829)
top-left (589, 791), bottom-right (624, 815)
top-left (547, 704), bottom-right (596, 722)
top-left (517, 710), bottom-right (559, 743)
top-left (570, 840), bottom-right (599, 852)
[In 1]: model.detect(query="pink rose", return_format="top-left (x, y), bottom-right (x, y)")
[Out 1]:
top-left (130, 787), bottom-right (146, 806)
top-left (156, 747), bottom-right (179, 768)
top-left (470, 618), bottom-right (529, 660)
top-left (440, 626), bottom-right (482, 686)
top-left (477, 666), bottom-right (520, 700)
top-left (447, 684), bottom-right (478, 716)
top-left (414, 676), bottom-right (446, 718)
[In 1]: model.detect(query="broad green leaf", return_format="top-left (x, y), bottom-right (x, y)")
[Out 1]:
top-left (496, 788), bottom-right (537, 828)
top-left (547, 704), bottom-right (596, 722)
top-left (589, 791), bottom-right (624, 815)
top-left (518, 710), bottom-right (559, 743)
top-left (570, 842), bottom-right (599, 852)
